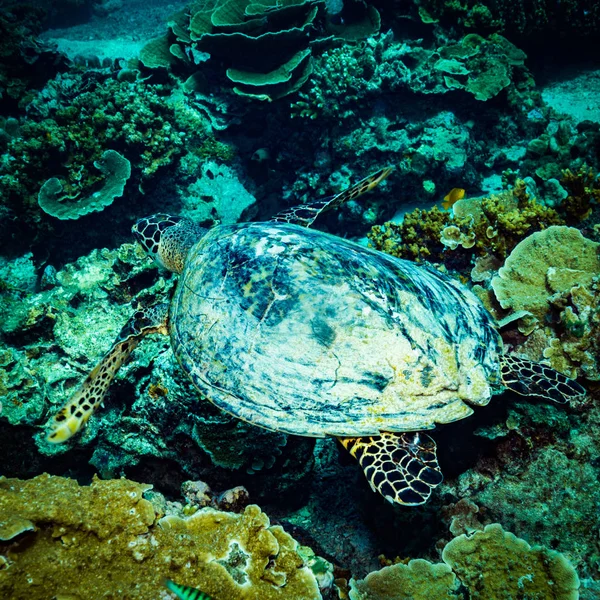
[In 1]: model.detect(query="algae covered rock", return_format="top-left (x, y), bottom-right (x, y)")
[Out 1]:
top-left (0, 474), bottom-right (322, 600)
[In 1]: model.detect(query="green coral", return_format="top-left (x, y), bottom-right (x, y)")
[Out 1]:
top-left (291, 31), bottom-right (530, 123)
top-left (437, 33), bottom-right (527, 101)
top-left (0, 474), bottom-right (322, 600)
top-left (38, 149), bottom-right (131, 219)
top-left (474, 449), bottom-right (600, 575)
top-left (416, 0), bottom-right (600, 44)
top-left (140, 0), bottom-right (380, 102)
top-left (0, 75), bottom-right (223, 232)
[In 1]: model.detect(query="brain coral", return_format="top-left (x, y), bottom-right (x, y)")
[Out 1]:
top-left (0, 474), bottom-right (321, 600)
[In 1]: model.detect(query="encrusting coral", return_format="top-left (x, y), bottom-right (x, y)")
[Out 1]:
top-left (489, 226), bottom-right (600, 380)
top-left (0, 474), bottom-right (322, 600)
top-left (348, 559), bottom-right (461, 600)
top-left (442, 524), bottom-right (580, 600)
top-left (348, 524), bottom-right (579, 600)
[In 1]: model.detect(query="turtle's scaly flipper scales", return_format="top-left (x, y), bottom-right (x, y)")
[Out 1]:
top-left (272, 166), bottom-right (393, 227)
top-left (46, 303), bottom-right (169, 443)
top-left (500, 355), bottom-right (586, 404)
top-left (340, 432), bottom-right (443, 506)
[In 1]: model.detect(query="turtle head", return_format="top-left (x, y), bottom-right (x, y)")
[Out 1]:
top-left (132, 214), bottom-right (206, 274)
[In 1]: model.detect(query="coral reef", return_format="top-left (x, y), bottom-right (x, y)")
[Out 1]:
top-left (291, 30), bottom-right (532, 123)
top-left (140, 0), bottom-right (380, 101)
top-left (0, 74), bottom-right (219, 248)
top-left (486, 226), bottom-right (600, 379)
top-left (414, 0), bottom-right (600, 49)
top-left (368, 180), bottom-right (564, 264)
top-left (348, 524), bottom-right (579, 600)
top-left (0, 5), bottom-right (69, 110)
top-left (0, 474), bottom-right (322, 600)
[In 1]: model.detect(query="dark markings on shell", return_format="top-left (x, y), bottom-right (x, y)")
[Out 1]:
top-left (170, 222), bottom-right (503, 438)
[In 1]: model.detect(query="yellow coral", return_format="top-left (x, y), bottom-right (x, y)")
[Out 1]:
top-left (0, 475), bottom-right (321, 600)
top-left (349, 524), bottom-right (579, 600)
top-left (348, 558), bottom-right (461, 600)
top-left (369, 181), bottom-right (564, 268)
top-left (442, 524), bottom-right (580, 600)
top-left (490, 226), bottom-right (600, 335)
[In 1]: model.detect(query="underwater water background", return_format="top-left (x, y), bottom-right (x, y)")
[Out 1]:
top-left (0, 0), bottom-right (599, 598)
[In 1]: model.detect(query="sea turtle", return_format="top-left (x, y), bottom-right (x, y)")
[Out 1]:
top-left (46, 168), bottom-right (586, 506)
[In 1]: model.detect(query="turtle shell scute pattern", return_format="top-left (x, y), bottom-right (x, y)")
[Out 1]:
top-left (170, 222), bottom-right (504, 438)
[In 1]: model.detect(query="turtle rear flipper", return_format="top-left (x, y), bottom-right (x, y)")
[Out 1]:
top-left (46, 304), bottom-right (169, 443)
top-left (340, 432), bottom-right (443, 506)
top-left (500, 355), bottom-right (586, 404)
top-left (272, 167), bottom-right (393, 227)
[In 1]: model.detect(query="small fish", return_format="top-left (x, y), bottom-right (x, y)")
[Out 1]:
top-left (442, 187), bottom-right (465, 210)
top-left (164, 579), bottom-right (213, 600)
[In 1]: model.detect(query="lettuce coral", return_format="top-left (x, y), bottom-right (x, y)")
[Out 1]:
top-left (140, 0), bottom-right (380, 102)
top-left (0, 474), bottom-right (322, 600)
top-left (490, 226), bottom-right (600, 326)
top-left (38, 149), bottom-right (131, 220)
top-left (490, 226), bottom-right (600, 379)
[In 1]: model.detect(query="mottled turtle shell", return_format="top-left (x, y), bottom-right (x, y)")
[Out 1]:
top-left (170, 222), bottom-right (504, 437)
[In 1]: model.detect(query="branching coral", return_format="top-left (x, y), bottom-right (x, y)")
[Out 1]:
top-left (0, 474), bottom-right (322, 600)
top-left (368, 181), bottom-right (564, 266)
top-left (369, 206), bottom-right (451, 262)
top-left (560, 166), bottom-right (600, 224)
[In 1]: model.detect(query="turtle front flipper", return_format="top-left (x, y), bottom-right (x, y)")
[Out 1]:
top-left (339, 432), bottom-right (443, 506)
top-left (272, 167), bottom-right (393, 227)
top-left (46, 303), bottom-right (169, 443)
top-left (500, 355), bottom-right (586, 404)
